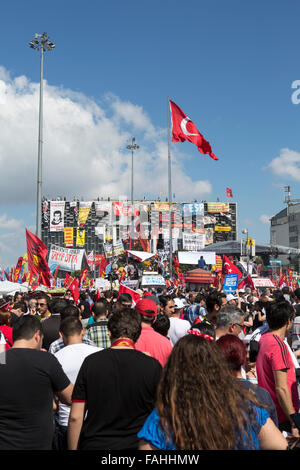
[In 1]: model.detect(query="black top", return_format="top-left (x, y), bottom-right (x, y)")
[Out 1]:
top-left (72, 348), bottom-right (162, 450)
top-left (42, 314), bottom-right (61, 350)
top-left (238, 378), bottom-right (278, 427)
top-left (78, 300), bottom-right (92, 319)
top-left (0, 348), bottom-right (70, 450)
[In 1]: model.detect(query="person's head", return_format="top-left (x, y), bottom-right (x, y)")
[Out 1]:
top-left (205, 292), bottom-right (222, 324)
top-left (156, 334), bottom-right (262, 450)
top-left (195, 293), bottom-right (206, 306)
top-left (226, 294), bottom-right (238, 305)
top-left (0, 309), bottom-right (11, 326)
top-left (216, 305), bottom-right (244, 337)
top-left (13, 292), bottom-right (23, 303)
top-left (152, 313), bottom-right (170, 337)
top-left (266, 301), bottom-right (295, 333)
top-left (220, 293), bottom-right (227, 305)
top-left (189, 321), bottom-right (216, 340)
top-left (103, 290), bottom-right (114, 302)
top-left (36, 293), bottom-right (51, 316)
top-left (172, 298), bottom-right (185, 317)
top-left (28, 298), bottom-right (37, 311)
top-left (64, 290), bottom-right (72, 301)
top-left (135, 298), bottom-right (157, 325)
top-left (10, 301), bottom-right (27, 317)
top-left (60, 304), bottom-right (81, 321)
top-left (12, 315), bottom-right (44, 349)
top-left (91, 299), bottom-right (109, 320)
top-left (108, 308), bottom-right (141, 344)
top-left (216, 334), bottom-right (247, 374)
top-left (159, 295), bottom-right (175, 317)
top-left (51, 297), bottom-right (69, 314)
top-left (294, 288), bottom-right (300, 303)
top-left (52, 210), bottom-right (62, 224)
top-left (115, 293), bottom-right (132, 311)
top-left (59, 317), bottom-right (84, 345)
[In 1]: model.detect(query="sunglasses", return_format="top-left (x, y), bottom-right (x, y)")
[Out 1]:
top-left (37, 302), bottom-right (47, 306)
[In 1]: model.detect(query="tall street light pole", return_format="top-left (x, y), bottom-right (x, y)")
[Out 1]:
top-left (127, 138), bottom-right (139, 248)
top-left (242, 228), bottom-right (249, 275)
top-left (29, 32), bottom-right (55, 239)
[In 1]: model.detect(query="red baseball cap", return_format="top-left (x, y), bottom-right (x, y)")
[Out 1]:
top-left (135, 298), bottom-right (157, 317)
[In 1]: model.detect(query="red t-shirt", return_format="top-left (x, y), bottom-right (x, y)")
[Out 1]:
top-left (0, 325), bottom-right (13, 351)
top-left (256, 332), bottom-right (299, 424)
top-left (135, 325), bottom-right (172, 368)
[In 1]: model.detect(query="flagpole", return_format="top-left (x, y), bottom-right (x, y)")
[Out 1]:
top-left (167, 98), bottom-right (172, 278)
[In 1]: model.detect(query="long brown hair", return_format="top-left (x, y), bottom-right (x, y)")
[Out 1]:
top-left (156, 335), bottom-right (264, 450)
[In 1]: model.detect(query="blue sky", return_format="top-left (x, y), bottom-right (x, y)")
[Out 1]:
top-left (0, 0), bottom-right (300, 266)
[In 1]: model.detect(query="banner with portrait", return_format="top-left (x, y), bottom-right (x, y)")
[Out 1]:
top-left (50, 201), bottom-right (65, 232)
top-left (76, 228), bottom-right (85, 247)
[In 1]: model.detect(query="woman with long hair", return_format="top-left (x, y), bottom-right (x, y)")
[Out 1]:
top-left (138, 332), bottom-right (287, 450)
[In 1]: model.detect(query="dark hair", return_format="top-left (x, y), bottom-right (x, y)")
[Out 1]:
top-left (159, 295), bottom-right (173, 310)
top-left (156, 334), bottom-right (263, 450)
top-left (92, 299), bottom-right (109, 318)
top-left (13, 301), bottom-right (27, 313)
top-left (266, 301), bottom-right (295, 330)
top-left (190, 321), bottom-right (216, 339)
top-left (117, 293), bottom-right (132, 304)
top-left (60, 317), bottom-right (83, 337)
top-left (103, 290), bottom-right (113, 300)
top-left (108, 308), bottom-right (141, 343)
top-left (13, 315), bottom-right (43, 342)
top-left (217, 334), bottom-right (247, 371)
top-left (60, 304), bottom-right (80, 321)
top-left (51, 297), bottom-right (69, 314)
top-left (152, 314), bottom-right (170, 337)
top-left (281, 286), bottom-right (290, 295)
top-left (13, 292), bottom-right (23, 302)
top-left (205, 292), bottom-right (222, 314)
top-left (36, 293), bottom-right (52, 312)
top-left (195, 293), bottom-right (205, 304)
top-left (294, 288), bottom-right (300, 301)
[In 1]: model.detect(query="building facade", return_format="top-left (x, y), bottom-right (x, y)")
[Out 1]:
top-left (270, 203), bottom-right (300, 269)
top-left (41, 198), bottom-right (237, 264)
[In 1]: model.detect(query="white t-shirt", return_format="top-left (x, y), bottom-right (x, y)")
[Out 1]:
top-left (168, 317), bottom-right (190, 346)
top-left (54, 342), bottom-right (101, 426)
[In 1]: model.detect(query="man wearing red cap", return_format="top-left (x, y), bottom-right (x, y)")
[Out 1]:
top-left (135, 298), bottom-right (172, 368)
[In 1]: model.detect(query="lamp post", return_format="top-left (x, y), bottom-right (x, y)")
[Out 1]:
top-left (29, 32), bottom-right (55, 239)
top-left (242, 228), bottom-right (249, 274)
top-left (126, 138), bottom-right (139, 248)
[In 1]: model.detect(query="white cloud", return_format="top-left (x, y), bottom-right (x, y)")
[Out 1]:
top-left (259, 214), bottom-right (271, 225)
top-left (0, 214), bottom-right (23, 231)
top-left (268, 148), bottom-right (300, 181)
top-left (0, 67), bottom-right (212, 205)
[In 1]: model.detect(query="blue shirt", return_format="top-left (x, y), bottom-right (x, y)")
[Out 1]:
top-left (138, 405), bottom-right (270, 450)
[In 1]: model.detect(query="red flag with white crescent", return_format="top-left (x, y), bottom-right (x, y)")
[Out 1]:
top-left (222, 255), bottom-right (242, 280)
top-left (169, 100), bottom-right (218, 161)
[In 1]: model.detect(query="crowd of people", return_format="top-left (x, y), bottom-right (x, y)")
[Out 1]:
top-left (0, 281), bottom-right (300, 450)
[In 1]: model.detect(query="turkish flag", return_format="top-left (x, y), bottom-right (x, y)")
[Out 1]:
top-left (26, 229), bottom-right (51, 287)
top-left (68, 277), bottom-right (80, 304)
top-left (169, 100), bottom-right (218, 161)
top-left (238, 275), bottom-right (255, 290)
top-left (118, 283), bottom-right (142, 307)
top-left (226, 187), bottom-right (233, 198)
top-left (222, 255), bottom-right (242, 280)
